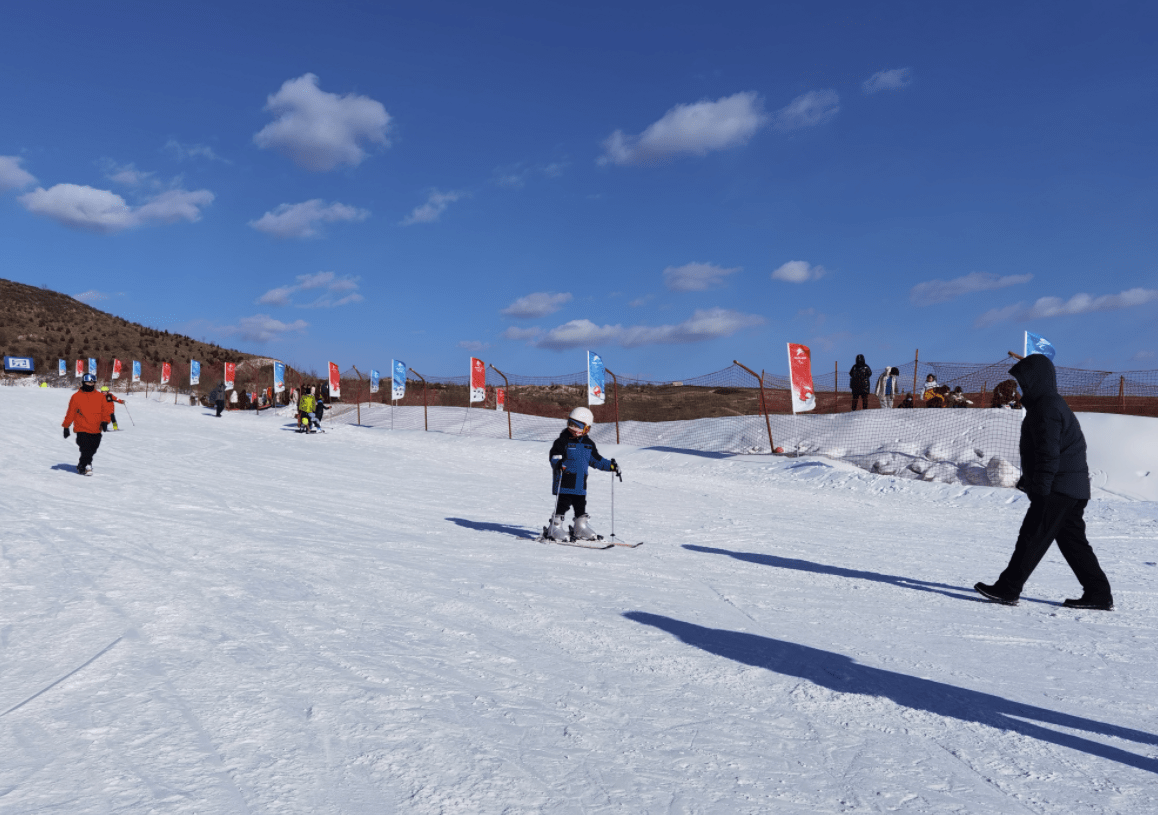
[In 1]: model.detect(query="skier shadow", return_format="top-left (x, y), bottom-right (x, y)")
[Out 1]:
top-left (624, 611), bottom-right (1158, 773)
top-left (50, 463), bottom-right (80, 473)
top-left (685, 544), bottom-right (992, 604)
top-left (642, 446), bottom-right (734, 460)
top-left (446, 517), bottom-right (539, 540)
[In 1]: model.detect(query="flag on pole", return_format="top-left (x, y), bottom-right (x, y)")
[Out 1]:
top-left (787, 343), bottom-right (816, 413)
top-left (370, 369), bottom-right (380, 394)
top-left (75, 360), bottom-right (84, 377)
top-left (587, 351), bottom-right (606, 406)
top-left (1024, 331), bottom-right (1056, 360)
top-left (58, 359), bottom-right (66, 377)
top-left (392, 359), bottom-right (407, 400)
top-left (161, 362), bottom-right (171, 385)
top-left (111, 359), bottom-right (122, 380)
top-left (88, 358), bottom-right (97, 375)
top-left (470, 357), bottom-right (486, 403)
top-left (496, 388), bottom-right (506, 411)
top-left (132, 361), bottom-right (141, 383)
top-left (190, 360), bottom-right (201, 386)
top-left (273, 361), bottom-right (285, 394)
top-left (328, 362), bottom-right (340, 399)
top-left (224, 362), bottom-right (236, 390)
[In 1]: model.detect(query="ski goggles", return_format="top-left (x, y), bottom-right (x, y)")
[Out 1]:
top-left (568, 418), bottom-right (590, 432)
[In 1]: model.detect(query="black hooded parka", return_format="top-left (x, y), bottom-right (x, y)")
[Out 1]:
top-left (1010, 354), bottom-right (1089, 499)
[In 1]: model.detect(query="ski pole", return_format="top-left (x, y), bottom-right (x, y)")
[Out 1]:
top-left (121, 401), bottom-right (135, 426)
top-left (609, 464), bottom-right (622, 543)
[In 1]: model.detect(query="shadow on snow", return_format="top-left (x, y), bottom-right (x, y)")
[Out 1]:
top-left (625, 611), bottom-right (1158, 774)
top-left (446, 517), bottom-right (539, 539)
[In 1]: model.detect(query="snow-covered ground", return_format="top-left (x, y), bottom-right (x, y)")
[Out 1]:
top-left (3, 386), bottom-right (1158, 814)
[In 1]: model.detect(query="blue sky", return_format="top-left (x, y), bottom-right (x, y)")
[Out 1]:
top-left (2, 1), bottom-right (1155, 380)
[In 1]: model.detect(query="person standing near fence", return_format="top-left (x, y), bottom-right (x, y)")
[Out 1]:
top-left (849, 355), bottom-right (872, 410)
top-left (975, 354), bottom-right (1113, 610)
top-left (874, 367), bottom-right (901, 409)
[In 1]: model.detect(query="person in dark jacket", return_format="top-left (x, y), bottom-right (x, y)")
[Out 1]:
top-left (544, 407), bottom-right (618, 541)
top-left (975, 354), bottom-right (1113, 610)
top-left (848, 354), bottom-right (872, 410)
top-left (209, 383), bottom-right (226, 417)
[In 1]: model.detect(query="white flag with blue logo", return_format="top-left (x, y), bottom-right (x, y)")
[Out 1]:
top-left (369, 368), bottom-right (380, 394)
top-left (132, 360), bottom-right (141, 383)
top-left (273, 361), bottom-right (285, 394)
top-left (587, 351), bottom-right (606, 406)
top-left (190, 360), bottom-right (201, 386)
top-left (59, 359), bottom-right (66, 377)
top-left (88, 358), bottom-right (97, 375)
top-left (1024, 331), bottom-right (1056, 360)
top-left (392, 360), bottom-right (406, 401)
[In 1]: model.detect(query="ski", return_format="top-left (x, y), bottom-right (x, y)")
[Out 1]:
top-left (608, 540), bottom-right (643, 548)
top-left (553, 539), bottom-right (614, 550)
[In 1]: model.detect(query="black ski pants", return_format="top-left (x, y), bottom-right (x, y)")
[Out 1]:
top-left (215, 399), bottom-right (225, 416)
top-left (554, 494), bottom-right (587, 517)
top-left (75, 432), bottom-right (102, 469)
top-left (995, 493), bottom-right (1112, 601)
top-left (851, 393), bottom-right (869, 410)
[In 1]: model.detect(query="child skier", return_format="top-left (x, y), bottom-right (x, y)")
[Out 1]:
top-left (100, 386), bottom-right (125, 429)
top-left (545, 407), bottom-right (618, 541)
top-left (297, 387), bottom-right (316, 433)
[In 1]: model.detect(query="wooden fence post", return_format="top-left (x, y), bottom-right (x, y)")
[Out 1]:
top-left (734, 360), bottom-right (774, 454)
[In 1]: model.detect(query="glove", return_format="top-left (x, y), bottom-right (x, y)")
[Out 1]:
top-left (63, 427), bottom-right (70, 439)
top-left (100, 422), bottom-right (109, 432)
top-left (609, 458), bottom-right (619, 472)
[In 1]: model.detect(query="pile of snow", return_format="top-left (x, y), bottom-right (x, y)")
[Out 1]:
top-left (4, 387), bottom-right (1158, 814)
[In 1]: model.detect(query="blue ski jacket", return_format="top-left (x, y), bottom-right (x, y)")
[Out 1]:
top-left (549, 430), bottom-right (613, 496)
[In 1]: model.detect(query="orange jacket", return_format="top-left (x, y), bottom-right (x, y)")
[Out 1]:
top-left (62, 389), bottom-right (114, 434)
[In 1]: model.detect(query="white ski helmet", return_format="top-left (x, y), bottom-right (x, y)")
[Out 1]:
top-left (568, 406), bottom-right (594, 434)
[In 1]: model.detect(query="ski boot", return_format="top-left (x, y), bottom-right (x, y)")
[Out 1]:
top-left (545, 514), bottom-right (570, 541)
top-left (570, 514), bottom-right (601, 541)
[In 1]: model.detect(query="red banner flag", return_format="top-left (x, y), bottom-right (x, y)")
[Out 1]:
top-left (470, 357), bottom-right (486, 403)
top-left (496, 388), bottom-right (505, 411)
top-left (787, 343), bottom-right (816, 413)
top-left (111, 359), bottom-right (122, 380)
top-left (75, 360), bottom-right (84, 378)
top-left (161, 362), bottom-right (171, 385)
top-left (224, 362), bottom-right (236, 390)
top-left (328, 362), bottom-right (340, 399)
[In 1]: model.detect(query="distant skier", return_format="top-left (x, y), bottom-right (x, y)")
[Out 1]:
top-left (544, 407), bottom-right (618, 541)
top-left (100, 385), bottom-right (125, 429)
top-left (297, 387), bottom-right (316, 433)
top-left (209, 382), bottom-right (226, 416)
top-left (849, 354), bottom-right (872, 411)
top-left (314, 387), bottom-right (328, 428)
top-left (974, 354), bottom-right (1114, 610)
top-left (62, 373), bottom-right (114, 475)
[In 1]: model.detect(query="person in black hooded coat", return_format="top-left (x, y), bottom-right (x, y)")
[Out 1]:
top-left (974, 354), bottom-right (1113, 610)
top-left (848, 354), bottom-right (872, 410)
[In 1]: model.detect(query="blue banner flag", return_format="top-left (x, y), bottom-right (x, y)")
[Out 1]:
top-left (190, 360), bottom-right (201, 385)
top-left (132, 360), bottom-right (141, 383)
top-left (1024, 331), bottom-right (1056, 360)
top-left (88, 358), bottom-right (97, 374)
top-left (273, 361), bottom-right (286, 394)
top-left (392, 360), bottom-right (406, 401)
top-left (59, 359), bottom-right (66, 376)
top-left (587, 351), bottom-right (605, 406)
top-left (370, 368), bottom-right (380, 394)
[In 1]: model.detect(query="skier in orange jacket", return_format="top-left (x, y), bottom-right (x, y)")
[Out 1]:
top-left (62, 374), bottom-right (115, 474)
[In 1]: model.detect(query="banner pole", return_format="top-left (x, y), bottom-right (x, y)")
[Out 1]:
top-left (607, 369), bottom-right (620, 444)
top-left (409, 368), bottom-right (428, 431)
top-left (489, 364), bottom-right (512, 439)
top-left (834, 360), bottom-right (838, 413)
top-left (734, 360), bottom-right (774, 454)
top-left (351, 365), bottom-right (365, 426)
top-left (912, 349), bottom-right (920, 403)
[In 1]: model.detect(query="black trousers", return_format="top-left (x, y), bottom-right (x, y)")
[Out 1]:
top-left (75, 432), bottom-right (102, 469)
top-left (996, 493), bottom-right (1112, 600)
top-left (555, 494), bottom-right (587, 517)
top-left (851, 393), bottom-right (869, 410)
top-left (215, 399), bottom-right (225, 416)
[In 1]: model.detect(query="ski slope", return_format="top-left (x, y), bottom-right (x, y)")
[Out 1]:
top-left (3, 386), bottom-right (1158, 814)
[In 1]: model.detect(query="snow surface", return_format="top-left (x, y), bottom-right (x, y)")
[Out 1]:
top-left (3, 386), bottom-right (1158, 814)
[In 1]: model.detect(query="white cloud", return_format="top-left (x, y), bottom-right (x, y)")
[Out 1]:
top-left (501, 326), bottom-right (543, 341)
top-left (772, 260), bottom-right (826, 283)
top-left (0, 156), bottom-right (37, 191)
top-left (536, 308), bottom-right (764, 350)
top-left (18, 183), bottom-right (213, 234)
top-left (222, 314), bottom-right (310, 343)
top-left (910, 272), bottom-right (1033, 306)
top-left (501, 291), bottom-right (572, 318)
top-left (663, 262), bottom-right (740, 292)
top-left (399, 189), bottom-right (465, 225)
top-left (863, 68), bottom-right (914, 94)
top-left (249, 199), bottom-right (370, 239)
top-left (599, 91), bottom-right (767, 166)
top-left (256, 271), bottom-right (362, 307)
top-left (165, 140), bottom-right (229, 163)
top-left (102, 161), bottom-right (154, 187)
top-left (494, 161), bottom-right (568, 188)
top-left (73, 290), bottom-right (109, 303)
top-left (772, 90), bottom-right (840, 133)
top-left (628, 295), bottom-right (655, 307)
top-left (253, 73), bottom-right (391, 171)
top-left (976, 288), bottom-right (1158, 326)
top-left (457, 340), bottom-right (492, 353)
